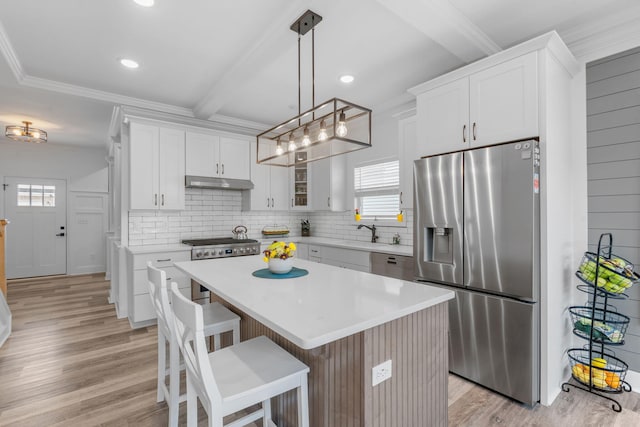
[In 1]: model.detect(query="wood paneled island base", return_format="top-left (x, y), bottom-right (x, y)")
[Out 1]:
top-left (211, 292), bottom-right (448, 427)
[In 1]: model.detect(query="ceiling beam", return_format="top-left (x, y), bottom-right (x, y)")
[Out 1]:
top-left (375, 0), bottom-right (501, 63)
top-left (193, 1), bottom-right (311, 120)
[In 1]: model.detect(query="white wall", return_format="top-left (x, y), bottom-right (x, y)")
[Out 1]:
top-left (0, 141), bottom-right (109, 275)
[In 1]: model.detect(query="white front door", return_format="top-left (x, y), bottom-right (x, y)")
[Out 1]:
top-left (4, 177), bottom-right (67, 279)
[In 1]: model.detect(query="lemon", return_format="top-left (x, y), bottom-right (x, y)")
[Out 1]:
top-left (592, 377), bottom-right (608, 389)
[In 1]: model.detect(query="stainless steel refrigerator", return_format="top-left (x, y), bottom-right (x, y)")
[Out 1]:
top-left (414, 139), bottom-right (540, 405)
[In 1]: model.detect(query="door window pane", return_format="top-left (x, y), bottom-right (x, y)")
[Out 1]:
top-left (31, 185), bottom-right (43, 206)
top-left (43, 186), bottom-right (56, 206)
top-left (15, 184), bottom-right (56, 207)
top-left (17, 185), bottom-right (31, 206)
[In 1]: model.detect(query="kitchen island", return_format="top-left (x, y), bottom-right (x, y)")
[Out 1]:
top-left (175, 256), bottom-right (453, 427)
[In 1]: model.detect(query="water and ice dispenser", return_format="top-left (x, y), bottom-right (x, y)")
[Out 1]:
top-left (424, 227), bottom-right (454, 264)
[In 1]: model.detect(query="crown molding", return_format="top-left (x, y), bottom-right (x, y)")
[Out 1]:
top-left (562, 7), bottom-right (640, 63)
top-left (20, 75), bottom-right (194, 117)
top-left (207, 113), bottom-right (269, 134)
top-left (0, 20), bottom-right (24, 81)
top-left (408, 31), bottom-right (579, 96)
top-left (117, 105), bottom-right (266, 137)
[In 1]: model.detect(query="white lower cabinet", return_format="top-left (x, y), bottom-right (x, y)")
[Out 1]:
top-left (307, 244), bottom-right (370, 272)
top-left (295, 243), bottom-right (309, 260)
top-left (126, 248), bottom-right (191, 327)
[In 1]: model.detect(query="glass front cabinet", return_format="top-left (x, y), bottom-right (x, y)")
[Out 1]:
top-left (290, 151), bottom-right (310, 210)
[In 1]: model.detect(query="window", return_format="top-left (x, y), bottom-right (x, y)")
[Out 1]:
top-left (354, 160), bottom-right (399, 218)
top-left (17, 184), bottom-right (56, 207)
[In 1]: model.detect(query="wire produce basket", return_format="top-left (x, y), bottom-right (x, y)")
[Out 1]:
top-left (567, 348), bottom-right (628, 393)
top-left (577, 252), bottom-right (639, 295)
top-left (569, 306), bottom-right (629, 345)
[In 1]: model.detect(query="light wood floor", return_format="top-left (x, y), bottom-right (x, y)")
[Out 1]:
top-left (1, 274), bottom-right (640, 426)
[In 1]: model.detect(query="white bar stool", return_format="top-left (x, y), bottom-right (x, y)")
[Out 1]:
top-left (147, 262), bottom-right (240, 427)
top-left (169, 282), bottom-right (310, 427)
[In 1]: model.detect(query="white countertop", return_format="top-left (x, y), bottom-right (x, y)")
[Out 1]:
top-left (262, 237), bottom-right (413, 257)
top-left (174, 256), bottom-right (453, 350)
top-left (126, 243), bottom-right (191, 254)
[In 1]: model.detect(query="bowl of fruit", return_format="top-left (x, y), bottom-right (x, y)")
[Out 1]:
top-left (576, 252), bottom-right (639, 295)
top-left (568, 348), bottom-right (627, 391)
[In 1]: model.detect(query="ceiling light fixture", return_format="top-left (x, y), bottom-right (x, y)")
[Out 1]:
top-left (119, 58), bottom-right (139, 69)
top-left (256, 10), bottom-right (371, 167)
top-left (133, 0), bottom-right (155, 7)
top-left (340, 75), bottom-right (354, 83)
top-left (5, 121), bottom-right (47, 143)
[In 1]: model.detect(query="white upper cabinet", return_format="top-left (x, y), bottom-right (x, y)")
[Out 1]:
top-left (311, 155), bottom-right (345, 211)
top-left (417, 78), bottom-right (469, 157)
top-left (185, 132), bottom-right (250, 180)
top-left (244, 141), bottom-right (289, 211)
top-left (219, 136), bottom-right (251, 180)
top-left (129, 122), bottom-right (185, 210)
top-left (398, 116), bottom-right (417, 210)
top-left (415, 51), bottom-right (538, 157)
top-left (469, 52), bottom-right (538, 146)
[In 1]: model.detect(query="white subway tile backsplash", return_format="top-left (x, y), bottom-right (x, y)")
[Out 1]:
top-left (129, 188), bottom-right (414, 246)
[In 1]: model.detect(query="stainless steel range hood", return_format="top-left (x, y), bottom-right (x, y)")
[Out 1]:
top-left (185, 175), bottom-right (254, 190)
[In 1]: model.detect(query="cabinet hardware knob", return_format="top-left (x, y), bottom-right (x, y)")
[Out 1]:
top-left (155, 194), bottom-right (158, 206)
top-left (463, 124), bottom-right (467, 142)
top-left (271, 198), bottom-right (274, 208)
top-left (162, 194), bottom-right (165, 206)
top-left (267, 197), bottom-right (270, 208)
top-left (157, 259), bottom-right (171, 262)
top-left (56, 233), bottom-right (65, 237)
top-left (222, 164), bottom-right (224, 175)
top-left (400, 191), bottom-right (403, 204)
top-left (472, 122), bottom-right (477, 140)
top-left (216, 163), bottom-right (219, 174)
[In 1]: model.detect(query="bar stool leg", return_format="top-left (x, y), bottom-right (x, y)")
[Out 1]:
top-left (168, 338), bottom-right (180, 427)
top-left (298, 376), bottom-right (310, 427)
top-left (186, 377), bottom-right (198, 427)
top-left (156, 329), bottom-right (166, 403)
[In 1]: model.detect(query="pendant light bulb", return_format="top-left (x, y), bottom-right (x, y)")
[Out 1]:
top-left (336, 111), bottom-right (348, 137)
top-left (275, 138), bottom-right (284, 155)
top-left (288, 133), bottom-right (297, 151)
top-left (302, 126), bottom-right (311, 146)
top-left (318, 120), bottom-right (328, 141)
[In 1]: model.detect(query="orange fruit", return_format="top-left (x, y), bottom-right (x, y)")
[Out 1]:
top-left (605, 373), bottom-right (621, 389)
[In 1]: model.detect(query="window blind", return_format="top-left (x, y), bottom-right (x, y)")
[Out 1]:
top-left (354, 160), bottom-right (399, 217)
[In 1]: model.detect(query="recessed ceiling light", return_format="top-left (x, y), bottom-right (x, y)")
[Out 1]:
top-left (133, 0), bottom-right (154, 7)
top-left (119, 58), bottom-right (139, 69)
top-left (340, 75), bottom-right (354, 84)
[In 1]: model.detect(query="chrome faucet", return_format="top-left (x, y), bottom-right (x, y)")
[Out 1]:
top-left (357, 224), bottom-right (378, 243)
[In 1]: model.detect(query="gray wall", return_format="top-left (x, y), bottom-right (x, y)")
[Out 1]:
top-left (586, 46), bottom-right (640, 369)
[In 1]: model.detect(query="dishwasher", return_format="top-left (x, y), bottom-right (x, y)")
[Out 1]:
top-left (370, 252), bottom-right (414, 281)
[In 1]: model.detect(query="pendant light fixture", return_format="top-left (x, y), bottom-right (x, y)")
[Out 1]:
top-left (5, 121), bottom-right (48, 143)
top-left (257, 10), bottom-right (372, 167)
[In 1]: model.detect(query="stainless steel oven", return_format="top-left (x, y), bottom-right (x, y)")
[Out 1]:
top-left (182, 237), bottom-right (260, 304)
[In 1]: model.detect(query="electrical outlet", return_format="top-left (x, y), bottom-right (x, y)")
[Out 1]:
top-left (372, 359), bottom-right (392, 386)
